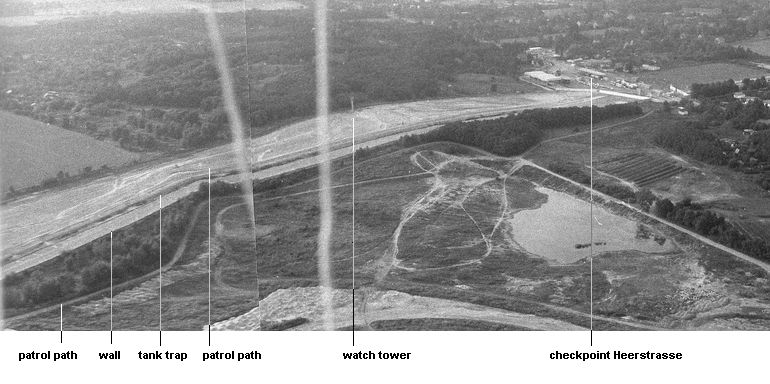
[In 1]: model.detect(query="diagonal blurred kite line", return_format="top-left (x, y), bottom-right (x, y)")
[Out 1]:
top-left (313, 0), bottom-right (336, 332)
top-left (201, 1), bottom-right (262, 328)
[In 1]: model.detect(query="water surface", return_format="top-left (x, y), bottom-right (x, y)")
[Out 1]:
top-left (508, 187), bottom-right (676, 263)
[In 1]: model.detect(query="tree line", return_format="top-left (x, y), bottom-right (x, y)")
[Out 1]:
top-left (400, 103), bottom-right (643, 156)
top-left (690, 79), bottom-right (740, 100)
top-left (654, 123), bottom-right (728, 165)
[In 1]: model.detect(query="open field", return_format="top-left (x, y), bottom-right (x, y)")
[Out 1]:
top-left (0, 110), bottom-right (139, 190)
top-left (637, 63), bottom-right (769, 90)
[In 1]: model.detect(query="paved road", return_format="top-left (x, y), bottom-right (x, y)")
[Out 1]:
top-left (2, 91), bottom-right (613, 276)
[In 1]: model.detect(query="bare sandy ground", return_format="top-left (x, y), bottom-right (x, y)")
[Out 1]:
top-left (209, 287), bottom-right (587, 331)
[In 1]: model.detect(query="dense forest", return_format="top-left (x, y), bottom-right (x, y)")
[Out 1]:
top-left (690, 80), bottom-right (740, 99)
top-left (400, 103), bottom-right (643, 156)
top-left (0, 10), bottom-right (530, 154)
top-left (5, 0), bottom-right (769, 157)
top-left (654, 124), bottom-right (728, 165)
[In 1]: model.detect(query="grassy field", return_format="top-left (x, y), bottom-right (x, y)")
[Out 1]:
top-left (637, 63), bottom-right (769, 90)
top-left (0, 110), bottom-right (139, 190)
top-left (736, 38), bottom-right (770, 56)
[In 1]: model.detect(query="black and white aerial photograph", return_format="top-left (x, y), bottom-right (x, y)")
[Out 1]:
top-left (2, 0), bottom-right (770, 333)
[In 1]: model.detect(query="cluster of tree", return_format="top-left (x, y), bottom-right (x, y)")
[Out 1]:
top-left (664, 103), bottom-right (770, 189)
top-left (399, 103), bottom-right (643, 157)
top-left (37, 165), bottom-right (107, 189)
top-left (744, 89), bottom-right (770, 100)
top-left (3, 194), bottom-right (200, 309)
top-left (690, 80), bottom-right (739, 100)
top-left (745, 130), bottom-right (770, 190)
top-left (740, 76), bottom-right (770, 110)
top-left (517, 103), bottom-right (643, 129)
top-left (742, 76), bottom-right (769, 92)
top-left (748, 130), bottom-right (770, 164)
top-left (727, 99), bottom-right (770, 132)
top-left (653, 198), bottom-right (770, 263)
top-left (654, 124), bottom-right (728, 165)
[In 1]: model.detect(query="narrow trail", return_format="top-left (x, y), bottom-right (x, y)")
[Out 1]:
top-left (358, 152), bottom-right (447, 328)
top-left (482, 160), bottom-right (525, 259)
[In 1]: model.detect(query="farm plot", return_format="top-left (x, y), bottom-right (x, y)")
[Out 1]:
top-left (0, 110), bottom-right (140, 190)
top-left (599, 153), bottom-right (686, 187)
